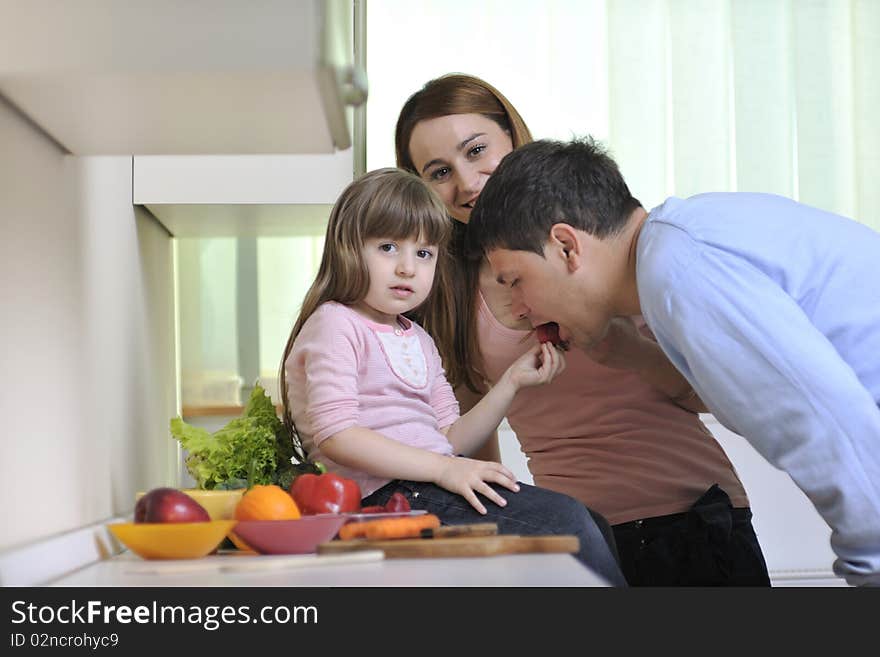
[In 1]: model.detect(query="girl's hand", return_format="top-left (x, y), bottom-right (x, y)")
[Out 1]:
top-left (503, 342), bottom-right (566, 391)
top-left (434, 457), bottom-right (520, 515)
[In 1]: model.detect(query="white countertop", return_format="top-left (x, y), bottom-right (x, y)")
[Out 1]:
top-left (47, 550), bottom-right (609, 587)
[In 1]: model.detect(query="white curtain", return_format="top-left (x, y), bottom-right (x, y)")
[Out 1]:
top-left (366, 0), bottom-right (880, 227)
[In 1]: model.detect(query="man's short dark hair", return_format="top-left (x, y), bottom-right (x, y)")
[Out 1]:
top-left (466, 136), bottom-right (641, 258)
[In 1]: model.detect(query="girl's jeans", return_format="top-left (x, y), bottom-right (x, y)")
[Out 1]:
top-left (363, 479), bottom-right (628, 587)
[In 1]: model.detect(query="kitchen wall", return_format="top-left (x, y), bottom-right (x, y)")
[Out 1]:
top-left (0, 96), bottom-right (178, 552)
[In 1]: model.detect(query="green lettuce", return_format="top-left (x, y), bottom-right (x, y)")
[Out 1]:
top-left (169, 383), bottom-right (316, 490)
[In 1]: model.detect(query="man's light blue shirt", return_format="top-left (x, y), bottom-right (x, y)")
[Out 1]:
top-left (636, 192), bottom-right (880, 586)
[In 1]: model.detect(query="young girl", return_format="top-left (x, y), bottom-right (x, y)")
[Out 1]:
top-left (279, 167), bottom-right (626, 586)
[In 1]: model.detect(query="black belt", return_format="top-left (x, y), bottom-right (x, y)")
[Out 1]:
top-left (612, 484), bottom-right (749, 533)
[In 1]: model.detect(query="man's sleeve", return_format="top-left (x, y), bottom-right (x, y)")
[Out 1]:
top-left (644, 243), bottom-right (880, 586)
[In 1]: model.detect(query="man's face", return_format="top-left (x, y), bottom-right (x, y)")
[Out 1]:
top-left (486, 241), bottom-right (614, 352)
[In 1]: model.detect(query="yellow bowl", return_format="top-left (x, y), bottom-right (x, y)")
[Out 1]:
top-left (108, 520), bottom-right (237, 560)
top-left (136, 489), bottom-right (245, 521)
top-left (179, 489), bottom-right (245, 520)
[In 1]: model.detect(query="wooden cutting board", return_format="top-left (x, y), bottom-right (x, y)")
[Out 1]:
top-left (317, 534), bottom-right (579, 558)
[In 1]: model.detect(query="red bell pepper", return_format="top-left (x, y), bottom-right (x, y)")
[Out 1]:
top-left (289, 472), bottom-right (362, 515)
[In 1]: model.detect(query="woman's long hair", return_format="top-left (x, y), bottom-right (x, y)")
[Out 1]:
top-left (278, 167), bottom-right (451, 449)
top-left (395, 73), bottom-right (533, 393)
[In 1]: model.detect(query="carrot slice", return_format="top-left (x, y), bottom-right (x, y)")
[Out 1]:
top-left (338, 522), bottom-right (370, 541)
top-left (363, 514), bottom-right (440, 540)
top-left (337, 514), bottom-right (441, 541)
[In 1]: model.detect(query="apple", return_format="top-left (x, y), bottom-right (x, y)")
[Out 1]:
top-left (135, 487), bottom-right (210, 523)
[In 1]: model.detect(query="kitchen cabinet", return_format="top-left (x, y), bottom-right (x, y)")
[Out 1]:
top-left (0, 0), bottom-right (363, 154)
top-left (2, 0), bottom-right (364, 236)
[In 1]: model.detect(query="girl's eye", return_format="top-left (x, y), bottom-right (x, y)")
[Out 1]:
top-left (468, 144), bottom-right (486, 158)
top-left (417, 249), bottom-right (435, 259)
top-left (429, 166), bottom-right (451, 181)
top-left (379, 243), bottom-right (396, 253)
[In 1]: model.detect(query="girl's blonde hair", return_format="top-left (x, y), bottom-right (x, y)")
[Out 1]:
top-left (279, 167), bottom-right (451, 445)
top-left (394, 73), bottom-right (533, 393)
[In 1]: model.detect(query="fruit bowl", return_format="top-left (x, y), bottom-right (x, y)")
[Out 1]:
top-left (179, 489), bottom-right (245, 520)
top-left (135, 489), bottom-right (245, 521)
top-left (232, 515), bottom-right (348, 555)
top-left (108, 520), bottom-right (237, 560)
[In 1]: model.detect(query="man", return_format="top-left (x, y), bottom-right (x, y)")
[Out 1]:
top-left (465, 136), bottom-right (880, 586)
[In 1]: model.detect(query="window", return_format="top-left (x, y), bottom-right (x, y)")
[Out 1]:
top-left (366, 0), bottom-right (879, 223)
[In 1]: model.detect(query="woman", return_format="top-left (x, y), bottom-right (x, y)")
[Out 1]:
top-left (396, 73), bottom-right (771, 586)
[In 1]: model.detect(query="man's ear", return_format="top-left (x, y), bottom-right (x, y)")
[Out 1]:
top-left (549, 223), bottom-right (581, 272)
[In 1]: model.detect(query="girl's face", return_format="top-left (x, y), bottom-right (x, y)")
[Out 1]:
top-left (408, 113), bottom-right (514, 224)
top-left (356, 235), bottom-right (439, 325)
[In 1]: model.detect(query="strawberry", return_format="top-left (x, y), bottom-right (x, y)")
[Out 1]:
top-left (535, 322), bottom-right (562, 346)
top-left (384, 492), bottom-right (411, 513)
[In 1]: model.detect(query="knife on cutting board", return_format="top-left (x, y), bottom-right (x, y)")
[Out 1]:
top-left (420, 523), bottom-right (498, 538)
top-left (316, 534), bottom-right (579, 558)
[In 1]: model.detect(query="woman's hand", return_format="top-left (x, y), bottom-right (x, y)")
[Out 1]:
top-left (434, 456), bottom-right (520, 514)
top-left (503, 342), bottom-right (566, 391)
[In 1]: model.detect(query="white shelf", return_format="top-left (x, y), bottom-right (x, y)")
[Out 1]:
top-left (134, 151), bottom-right (353, 236)
top-left (0, 0), bottom-right (362, 154)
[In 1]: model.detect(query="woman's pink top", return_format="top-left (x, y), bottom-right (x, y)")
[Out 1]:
top-left (286, 302), bottom-right (458, 497)
top-left (477, 294), bottom-right (749, 525)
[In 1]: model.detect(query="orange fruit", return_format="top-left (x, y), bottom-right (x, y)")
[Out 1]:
top-left (230, 485), bottom-right (301, 552)
top-left (234, 485), bottom-right (301, 521)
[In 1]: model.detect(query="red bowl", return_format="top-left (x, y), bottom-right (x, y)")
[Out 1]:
top-left (231, 515), bottom-right (348, 555)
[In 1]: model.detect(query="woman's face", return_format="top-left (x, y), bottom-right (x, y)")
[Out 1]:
top-left (408, 113), bottom-right (514, 224)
